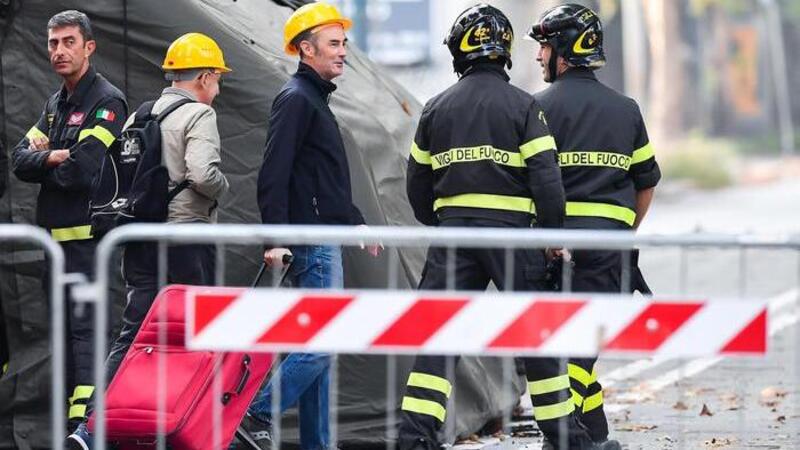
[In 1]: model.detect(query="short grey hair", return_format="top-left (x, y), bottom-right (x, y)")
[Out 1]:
top-left (292, 29), bottom-right (319, 60)
top-left (47, 10), bottom-right (93, 42)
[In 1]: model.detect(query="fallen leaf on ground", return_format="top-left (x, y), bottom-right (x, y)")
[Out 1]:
top-left (704, 437), bottom-right (738, 448)
top-left (760, 386), bottom-right (788, 400)
top-left (673, 401), bottom-right (689, 410)
top-left (700, 404), bottom-right (714, 416)
top-left (615, 423), bottom-right (658, 432)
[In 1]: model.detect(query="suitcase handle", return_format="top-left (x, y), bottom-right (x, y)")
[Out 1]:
top-left (252, 254), bottom-right (294, 287)
top-left (222, 355), bottom-right (252, 405)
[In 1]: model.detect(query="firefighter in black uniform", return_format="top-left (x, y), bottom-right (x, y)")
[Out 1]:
top-left (527, 4), bottom-right (661, 446)
top-left (399, 5), bottom-right (620, 450)
top-left (11, 10), bottom-right (127, 430)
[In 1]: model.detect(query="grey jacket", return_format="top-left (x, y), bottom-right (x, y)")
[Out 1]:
top-left (124, 88), bottom-right (229, 223)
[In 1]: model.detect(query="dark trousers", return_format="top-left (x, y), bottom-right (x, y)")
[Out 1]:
top-left (398, 218), bottom-right (593, 450)
top-left (0, 301), bottom-right (6, 375)
top-left (86, 241), bottom-right (215, 417)
top-left (566, 249), bottom-right (621, 443)
top-left (61, 240), bottom-right (97, 424)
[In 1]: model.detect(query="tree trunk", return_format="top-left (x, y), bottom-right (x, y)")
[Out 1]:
top-left (641, 0), bottom-right (687, 144)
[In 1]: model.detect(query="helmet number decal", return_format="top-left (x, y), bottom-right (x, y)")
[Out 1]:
top-left (460, 26), bottom-right (489, 52)
top-left (572, 29), bottom-right (599, 55)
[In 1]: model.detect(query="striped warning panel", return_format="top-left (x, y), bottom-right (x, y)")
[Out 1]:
top-left (185, 288), bottom-right (767, 358)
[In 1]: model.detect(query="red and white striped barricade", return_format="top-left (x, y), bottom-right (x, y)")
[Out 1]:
top-left (186, 288), bottom-right (767, 358)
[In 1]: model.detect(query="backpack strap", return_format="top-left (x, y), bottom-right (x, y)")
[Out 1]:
top-left (166, 179), bottom-right (191, 204)
top-left (155, 98), bottom-right (196, 123)
top-left (152, 97), bottom-right (196, 206)
top-left (133, 100), bottom-right (158, 122)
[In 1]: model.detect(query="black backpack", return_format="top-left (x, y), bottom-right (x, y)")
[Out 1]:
top-left (90, 98), bottom-right (194, 236)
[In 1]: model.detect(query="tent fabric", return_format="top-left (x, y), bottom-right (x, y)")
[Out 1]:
top-left (0, 0), bottom-right (525, 447)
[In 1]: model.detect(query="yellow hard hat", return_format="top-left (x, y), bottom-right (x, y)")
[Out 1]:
top-left (162, 33), bottom-right (232, 73)
top-left (284, 2), bottom-right (352, 56)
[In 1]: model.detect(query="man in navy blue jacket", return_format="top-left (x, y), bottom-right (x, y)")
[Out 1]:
top-left (245, 3), bottom-right (378, 449)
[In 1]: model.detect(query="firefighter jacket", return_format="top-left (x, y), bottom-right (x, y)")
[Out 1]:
top-left (407, 63), bottom-right (565, 228)
top-left (258, 62), bottom-right (365, 226)
top-left (534, 68), bottom-right (661, 230)
top-left (12, 66), bottom-right (127, 241)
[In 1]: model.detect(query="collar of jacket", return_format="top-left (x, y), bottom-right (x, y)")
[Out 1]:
top-left (59, 65), bottom-right (97, 106)
top-left (559, 66), bottom-right (598, 81)
top-left (460, 62), bottom-right (510, 82)
top-left (296, 62), bottom-right (338, 100)
top-left (161, 86), bottom-right (200, 102)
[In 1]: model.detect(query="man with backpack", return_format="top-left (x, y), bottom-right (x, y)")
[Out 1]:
top-left (11, 10), bottom-right (127, 431)
top-left (67, 32), bottom-right (230, 449)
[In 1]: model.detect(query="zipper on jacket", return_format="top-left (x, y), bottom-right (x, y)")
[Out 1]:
top-left (312, 196), bottom-right (320, 216)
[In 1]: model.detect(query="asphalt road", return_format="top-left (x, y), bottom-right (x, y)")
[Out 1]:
top-left (458, 179), bottom-right (800, 449)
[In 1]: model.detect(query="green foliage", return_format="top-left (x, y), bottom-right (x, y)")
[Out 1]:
top-left (661, 136), bottom-right (735, 189)
top-left (688, 0), bottom-right (753, 16)
top-left (780, 0), bottom-right (800, 19)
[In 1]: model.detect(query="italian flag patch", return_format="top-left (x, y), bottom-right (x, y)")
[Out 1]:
top-left (95, 108), bottom-right (116, 122)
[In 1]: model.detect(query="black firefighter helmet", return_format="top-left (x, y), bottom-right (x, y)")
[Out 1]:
top-left (527, 3), bottom-right (606, 77)
top-left (444, 4), bottom-right (514, 74)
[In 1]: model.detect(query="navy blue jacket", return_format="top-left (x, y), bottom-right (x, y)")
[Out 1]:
top-left (258, 63), bottom-right (364, 226)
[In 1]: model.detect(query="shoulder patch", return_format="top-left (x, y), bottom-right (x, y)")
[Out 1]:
top-left (68, 112), bottom-right (86, 126)
top-left (95, 108), bottom-right (116, 122)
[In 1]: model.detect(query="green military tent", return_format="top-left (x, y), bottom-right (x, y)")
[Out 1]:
top-left (0, 1), bottom-right (526, 448)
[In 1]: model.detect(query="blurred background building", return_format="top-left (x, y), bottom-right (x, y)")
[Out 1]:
top-left (334, 0), bottom-right (799, 188)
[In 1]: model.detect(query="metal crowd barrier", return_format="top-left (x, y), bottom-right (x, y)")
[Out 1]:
top-left (79, 224), bottom-right (800, 450)
top-left (0, 225), bottom-right (67, 449)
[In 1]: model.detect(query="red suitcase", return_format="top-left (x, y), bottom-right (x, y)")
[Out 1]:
top-left (88, 284), bottom-right (273, 449)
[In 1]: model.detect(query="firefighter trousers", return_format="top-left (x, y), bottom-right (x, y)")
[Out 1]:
top-left (60, 240), bottom-right (97, 426)
top-left (566, 249), bottom-right (622, 443)
top-left (398, 218), bottom-right (594, 450)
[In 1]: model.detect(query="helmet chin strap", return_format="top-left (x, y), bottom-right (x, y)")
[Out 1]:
top-left (543, 38), bottom-right (561, 83)
top-left (547, 51), bottom-right (560, 83)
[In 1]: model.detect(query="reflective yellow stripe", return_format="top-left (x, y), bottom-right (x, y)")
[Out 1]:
top-left (68, 404), bottom-right (87, 419)
top-left (72, 385), bottom-right (95, 401)
top-left (410, 142), bottom-right (431, 165)
top-left (2, 362), bottom-right (7, 375)
top-left (51, 225), bottom-right (93, 242)
top-left (533, 398), bottom-right (575, 421)
top-left (566, 202), bottom-right (636, 227)
top-left (26, 126), bottom-right (47, 141)
top-left (401, 397), bottom-right (447, 422)
top-left (583, 391), bottom-right (604, 413)
top-left (520, 135), bottom-right (556, 160)
top-left (528, 374), bottom-right (571, 396)
top-left (567, 363), bottom-right (596, 387)
top-left (559, 151), bottom-right (632, 171)
top-left (571, 388), bottom-right (583, 407)
top-left (434, 193), bottom-right (535, 215)
top-left (431, 145), bottom-right (524, 170)
top-left (407, 372), bottom-right (453, 398)
top-left (631, 142), bottom-right (655, 165)
top-left (78, 125), bottom-right (116, 148)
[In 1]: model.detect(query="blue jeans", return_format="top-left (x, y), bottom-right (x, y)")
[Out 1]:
top-left (249, 245), bottom-right (343, 450)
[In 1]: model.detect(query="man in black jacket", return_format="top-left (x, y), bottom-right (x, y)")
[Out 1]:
top-left (245, 3), bottom-right (378, 449)
top-left (528, 4), bottom-right (661, 447)
top-left (11, 10), bottom-right (126, 431)
top-left (399, 4), bottom-right (618, 450)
